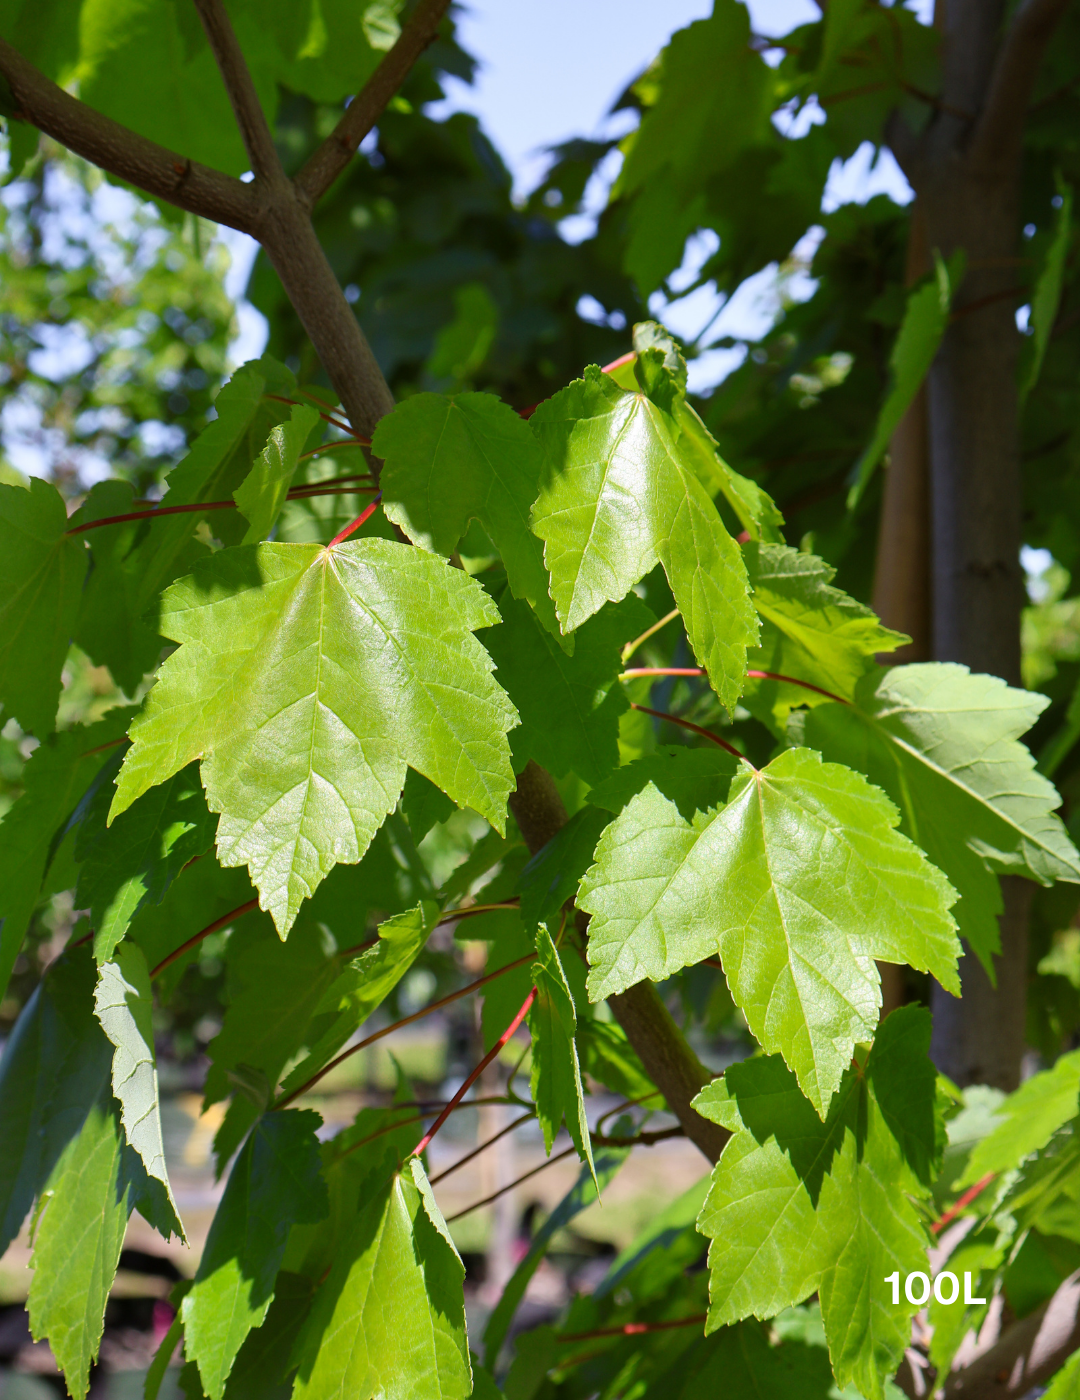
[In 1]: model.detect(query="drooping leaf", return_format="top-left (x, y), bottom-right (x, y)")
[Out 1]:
top-left (374, 390), bottom-right (561, 638)
top-left (220, 1271), bottom-right (315, 1400)
top-left (110, 540), bottom-right (518, 934)
top-left (959, 1048), bottom-right (1080, 1186)
top-left (27, 1093), bottom-right (131, 1400)
top-left (483, 586), bottom-right (652, 784)
top-left (794, 663), bottom-right (1080, 971)
top-left (529, 361), bottom-right (758, 711)
top-left (0, 476), bottom-right (87, 734)
top-left (0, 946), bottom-right (113, 1256)
top-left (517, 804), bottom-right (611, 936)
top-left (181, 1110), bottom-right (328, 1400)
top-left (276, 901), bottom-right (440, 1099)
top-left (76, 760), bottom-right (217, 963)
top-left (529, 928), bottom-right (595, 1177)
top-left (233, 402), bottom-right (320, 544)
top-left (847, 251), bottom-right (962, 509)
top-left (580, 748), bottom-right (959, 1115)
top-left (484, 1145), bottom-right (629, 1365)
top-left (742, 543), bottom-right (907, 725)
top-left (291, 1157), bottom-right (472, 1400)
top-left (695, 1006), bottom-right (942, 1400)
top-left (1021, 178), bottom-right (1072, 406)
top-left (93, 943), bottom-right (183, 1239)
top-left (0, 707), bottom-right (132, 1001)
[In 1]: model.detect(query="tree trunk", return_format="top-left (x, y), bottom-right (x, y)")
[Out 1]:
top-left (910, 0), bottom-right (1034, 1089)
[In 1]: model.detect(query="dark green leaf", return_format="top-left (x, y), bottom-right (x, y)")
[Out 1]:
top-left (0, 945), bottom-right (113, 1255)
top-left (529, 928), bottom-right (594, 1177)
top-left (576, 1018), bottom-right (660, 1104)
top-left (483, 587), bottom-right (652, 784)
top-left (517, 805), bottom-right (611, 935)
top-left (375, 390), bottom-right (561, 639)
top-left (588, 745), bottom-right (736, 820)
top-left (181, 1110), bottom-right (328, 1400)
top-left (0, 476), bottom-right (87, 734)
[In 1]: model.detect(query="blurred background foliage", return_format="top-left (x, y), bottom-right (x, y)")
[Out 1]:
top-left (4, 0), bottom-right (1080, 1069)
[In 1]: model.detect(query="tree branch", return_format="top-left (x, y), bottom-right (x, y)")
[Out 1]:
top-left (192, 0), bottom-right (284, 184)
top-left (294, 0), bottom-right (452, 209)
top-left (943, 1267), bottom-right (1080, 1396)
top-left (0, 38), bottom-right (259, 233)
top-left (971, 0), bottom-right (1073, 167)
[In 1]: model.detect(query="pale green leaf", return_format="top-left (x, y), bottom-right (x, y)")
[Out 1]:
top-left (483, 1146), bottom-right (628, 1366)
top-left (76, 761), bottom-right (217, 964)
top-left (291, 1158), bottom-right (472, 1400)
top-left (743, 543), bottom-right (907, 724)
top-left (580, 748), bottom-right (959, 1115)
top-left (374, 390), bottom-right (561, 638)
top-left (110, 540), bottom-right (518, 934)
top-left (27, 1093), bottom-right (130, 1400)
top-left (848, 251), bottom-right (963, 509)
top-left (675, 399), bottom-right (785, 544)
top-left (795, 663), bottom-right (1080, 971)
top-left (234, 402), bottom-right (320, 544)
top-left (93, 943), bottom-right (184, 1240)
top-left (959, 1048), bottom-right (1080, 1186)
top-left (695, 1006), bottom-right (941, 1400)
top-left (181, 1110), bottom-right (328, 1400)
top-left (0, 476), bottom-right (87, 735)
top-left (529, 928), bottom-right (595, 1178)
top-left (0, 946), bottom-right (113, 1256)
top-left (529, 362), bottom-right (758, 711)
top-left (482, 587), bottom-right (652, 784)
top-left (277, 901), bottom-right (439, 1099)
top-left (0, 708), bottom-right (132, 1002)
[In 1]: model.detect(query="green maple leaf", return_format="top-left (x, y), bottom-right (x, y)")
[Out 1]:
top-left (529, 361), bottom-right (758, 712)
top-left (110, 540), bottom-right (518, 934)
top-left (0, 708), bottom-right (133, 1002)
top-left (958, 1047), bottom-right (1080, 1186)
top-left (76, 761), bottom-right (218, 964)
top-left (233, 402), bottom-right (320, 544)
top-left (182, 1110), bottom-right (328, 1400)
top-left (0, 477), bottom-right (87, 735)
top-left (580, 747), bottom-right (959, 1115)
top-left (93, 944), bottom-right (184, 1240)
top-left (795, 663), bottom-right (1080, 971)
top-left (588, 744), bottom-right (736, 819)
top-left (529, 928), bottom-right (595, 1178)
top-left (276, 901), bottom-right (439, 1099)
top-left (743, 543), bottom-right (908, 725)
top-left (292, 1158), bottom-right (472, 1400)
top-left (27, 1093), bottom-right (132, 1400)
top-left (695, 1006), bottom-right (942, 1400)
top-left (483, 586), bottom-right (652, 784)
top-left (0, 947), bottom-right (112, 1257)
top-left (374, 391), bottom-right (561, 639)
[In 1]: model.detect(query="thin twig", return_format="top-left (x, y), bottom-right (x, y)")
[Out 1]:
top-left (931, 1172), bottom-right (996, 1235)
top-left (630, 704), bottom-right (746, 763)
top-left (621, 608), bottom-right (681, 663)
top-left (192, 0), bottom-right (284, 183)
top-left (428, 1111), bottom-right (537, 1185)
top-left (150, 899), bottom-right (260, 978)
top-left (335, 1097), bottom-right (514, 1161)
top-left (295, 0), bottom-right (453, 207)
top-left (444, 1143), bottom-right (575, 1222)
top-left (328, 494), bottom-right (382, 547)
top-left (272, 951), bottom-right (536, 1109)
top-left (414, 986), bottom-right (537, 1156)
top-left (64, 484), bottom-right (379, 535)
top-left (558, 1313), bottom-right (707, 1343)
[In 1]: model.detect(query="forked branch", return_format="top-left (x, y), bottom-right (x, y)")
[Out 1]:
top-left (192, 0), bottom-right (284, 183)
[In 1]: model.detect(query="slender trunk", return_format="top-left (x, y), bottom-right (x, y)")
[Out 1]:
top-left (914, 0), bottom-right (1031, 1089)
top-left (873, 204), bottom-right (933, 1018)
